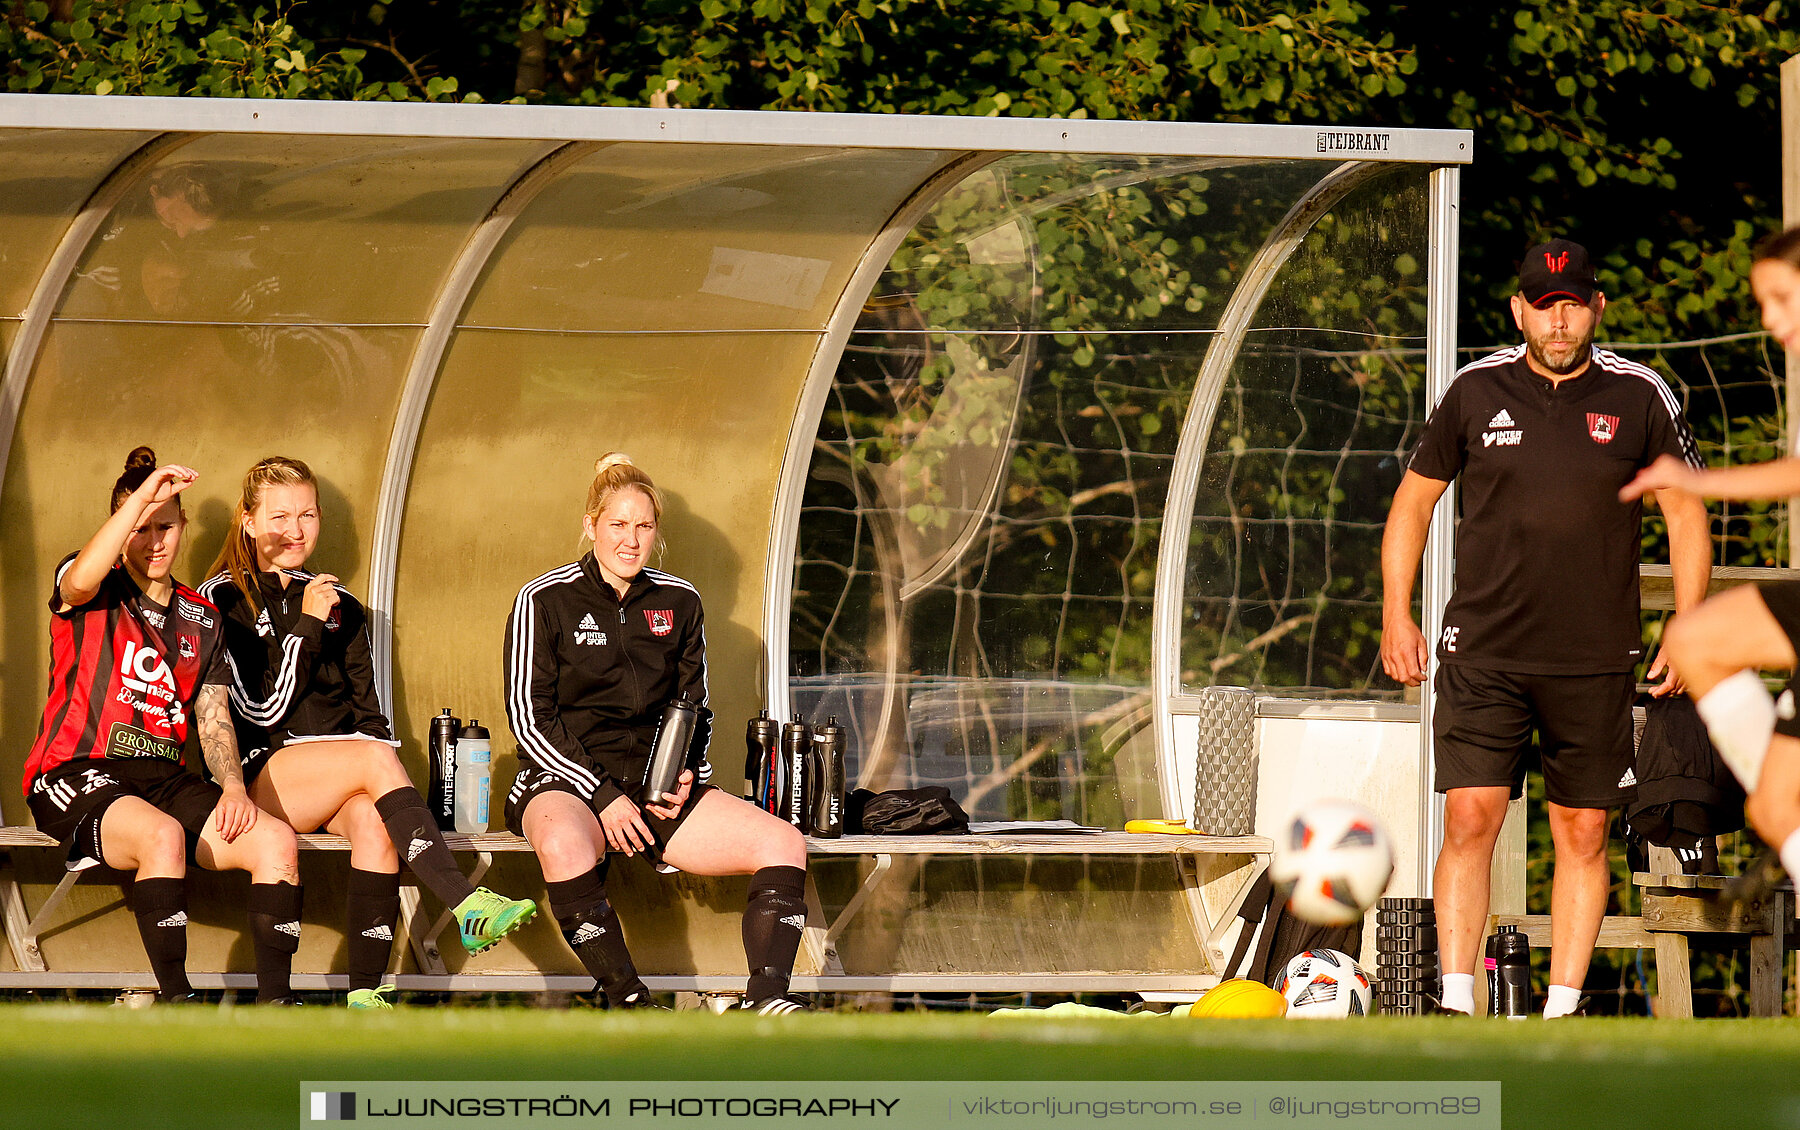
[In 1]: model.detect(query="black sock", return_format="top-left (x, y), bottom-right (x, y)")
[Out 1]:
top-left (375, 787), bottom-right (477, 907)
top-left (129, 877), bottom-right (191, 1001)
top-left (345, 868), bottom-right (401, 992)
top-left (247, 881), bottom-right (302, 1003)
top-left (548, 867), bottom-right (648, 1007)
top-left (742, 865), bottom-right (807, 1001)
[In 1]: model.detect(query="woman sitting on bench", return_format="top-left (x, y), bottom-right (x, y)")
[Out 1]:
top-left (503, 452), bottom-right (810, 1013)
top-left (24, 448), bottom-right (301, 1004)
top-left (201, 456), bottom-right (537, 1009)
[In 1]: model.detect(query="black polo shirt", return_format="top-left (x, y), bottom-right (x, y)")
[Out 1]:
top-left (1409, 345), bottom-right (1700, 675)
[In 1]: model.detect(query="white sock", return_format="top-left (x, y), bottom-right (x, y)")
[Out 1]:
top-left (1780, 831), bottom-right (1800, 914)
top-left (1438, 972), bottom-right (1474, 1014)
top-left (1543, 984), bottom-right (1582, 1018)
top-left (1696, 670), bottom-right (1776, 791)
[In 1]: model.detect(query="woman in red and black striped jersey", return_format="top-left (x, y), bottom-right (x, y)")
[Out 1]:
top-left (503, 453), bottom-right (810, 1014)
top-left (201, 456), bottom-right (536, 1009)
top-left (23, 447), bottom-right (302, 1003)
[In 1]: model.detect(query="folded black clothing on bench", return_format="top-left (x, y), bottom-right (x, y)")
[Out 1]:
top-left (845, 787), bottom-right (970, 835)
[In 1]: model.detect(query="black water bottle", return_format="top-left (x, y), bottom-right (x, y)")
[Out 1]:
top-left (808, 716), bottom-right (845, 839)
top-left (644, 696), bottom-right (700, 805)
top-left (779, 715), bottom-right (811, 830)
top-left (746, 711), bottom-right (780, 806)
top-left (1493, 925), bottom-right (1531, 1019)
top-left (428, 707), bottom-right (460, 831)
top-left (1484, 930), bottom-right (1501, 1016)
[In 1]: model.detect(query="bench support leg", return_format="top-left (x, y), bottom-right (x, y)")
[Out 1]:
top-left (408, 851), bottom-right (495, 978)
top-left (1653, 932), bottom-right (1693, 1019)
top-left (0, 860), bottom-right (51, 974)
top-left (1180, 854), bottom-right (1268, 974)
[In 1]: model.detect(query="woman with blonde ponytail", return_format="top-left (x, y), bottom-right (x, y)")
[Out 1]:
top-left (201, 457), bottom-right (537, 1009)
top-left (503, 453), bottom-right (811, 1013)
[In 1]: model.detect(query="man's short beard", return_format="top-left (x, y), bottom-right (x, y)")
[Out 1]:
top-left (1525, 328), bottom-right (1594, 375)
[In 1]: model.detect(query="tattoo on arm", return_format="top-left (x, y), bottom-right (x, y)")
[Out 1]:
top-left (196, 685), bottom-right (244, 789)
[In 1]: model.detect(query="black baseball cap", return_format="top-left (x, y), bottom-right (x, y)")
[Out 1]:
top-left (1518, 238), bottom-right (1599, 307)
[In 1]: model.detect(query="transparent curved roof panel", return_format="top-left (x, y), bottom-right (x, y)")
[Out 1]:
top-left (0, 128), bottom-right (155, 317)
top-left (391, 327), bottom-right (822, 751)
top-left (789, 155), bottom-right (1352, 824)
top-left (56, 135), bottom-right (544, 326)
top-left (463, 144), bottom-right (953, 333)
top-left (1179, 164), bottom-right (1432, 696)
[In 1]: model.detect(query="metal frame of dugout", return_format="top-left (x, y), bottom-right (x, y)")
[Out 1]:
top-left (0, 95), bottom-right (1470, 998)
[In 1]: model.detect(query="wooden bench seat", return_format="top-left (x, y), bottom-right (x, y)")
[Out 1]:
top-left (0, 825), bottom-right (1272, 997)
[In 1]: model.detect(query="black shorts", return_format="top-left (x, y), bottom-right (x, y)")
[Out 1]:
top-left (1432, 664), bottom-right (1636, 809)
top-left (26, 759), bottom-right (221, 871)
top-left (504, 762), bottom-right (715, 868)
top-left (1756, 581), bottom-right (1800, 739)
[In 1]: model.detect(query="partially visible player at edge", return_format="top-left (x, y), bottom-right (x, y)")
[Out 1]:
top-left (1621, 226), bottom-right (1800, 896)
top-left (1381, 239), bottom-right (1711, 1017)
top-left (201, 456), bottom-right (537, 1010)
top-left (22, 448), bottom-right (302, 1003)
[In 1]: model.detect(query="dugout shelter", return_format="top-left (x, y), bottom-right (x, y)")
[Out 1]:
top-left (0, 94), bottom-right (1471, 995)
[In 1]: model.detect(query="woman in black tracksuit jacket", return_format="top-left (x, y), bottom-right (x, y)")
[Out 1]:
top-left (503, 452), bottom-right (810, 1014)
top-left (203, 456), bottom-right (537, 1009)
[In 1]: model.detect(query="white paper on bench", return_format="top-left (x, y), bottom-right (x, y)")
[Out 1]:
top-left (965, 820), bottom-right (1105, 834)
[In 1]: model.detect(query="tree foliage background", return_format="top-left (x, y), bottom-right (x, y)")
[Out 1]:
top-left (5, 1), bottom-right (1796, 346)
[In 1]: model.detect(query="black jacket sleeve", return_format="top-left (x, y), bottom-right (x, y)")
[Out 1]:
top-left (339, 597), bottom-right (395, 742)
top-left (677, 596), bottom-right (714, 783)
top-left (211, 581), bottom-right (325, 736)
top-left (503, 581), bottom-right (623, 811)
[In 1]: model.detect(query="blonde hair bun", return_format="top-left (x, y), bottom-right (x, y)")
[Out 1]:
top-left (595, 452), bottom-right (634, 475)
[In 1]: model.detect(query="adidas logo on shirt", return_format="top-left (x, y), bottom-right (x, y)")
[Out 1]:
top-left (406, 838), bottom-right (431, 863)
top-left (573, 611), bottom-right (608, 646)
top-left (1487, 409), bottom-right (1516, 428)
top-left (361, 924), bottom-right (394, 941)
top-left (570, 922), bottom-right (606, 945)
top-left (780, 914), bottom-right (807, 930)
top-left (1617, 768), bottom-right (1637, 789)
top-left (275, 920), bottom-right (302, 938)
top-left (156, 912), bottom-right (188, 928)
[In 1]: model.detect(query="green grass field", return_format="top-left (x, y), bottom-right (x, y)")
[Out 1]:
top-left (4, 1004), bottom-right (1799, 1130)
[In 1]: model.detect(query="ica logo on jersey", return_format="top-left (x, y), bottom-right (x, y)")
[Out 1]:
top-left (117, 640), bottom-right (183, 726)
top-left (1482, 408), bottom-right (1522, 448)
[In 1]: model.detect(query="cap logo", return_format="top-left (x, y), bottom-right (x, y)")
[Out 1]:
top-left (1545, 250), bottom-right (1569, 273)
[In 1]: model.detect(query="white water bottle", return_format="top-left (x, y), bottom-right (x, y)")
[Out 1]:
top-left (453, 720), bottom-right (491, 833)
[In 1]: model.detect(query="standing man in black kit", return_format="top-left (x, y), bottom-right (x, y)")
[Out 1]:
top-left (1379, 238), bottom-right (1712, 1016)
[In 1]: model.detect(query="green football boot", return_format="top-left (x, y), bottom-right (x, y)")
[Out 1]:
top-left (456, 887), bottom-right (538, 955)
top-left (347, 984), bottom-right (396, 1010)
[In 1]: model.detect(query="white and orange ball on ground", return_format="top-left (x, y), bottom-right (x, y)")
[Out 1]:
top-left (1276, 948), bottom-right (1373, 1018)
top-left (1269, 799), bottom-right (1394, 926)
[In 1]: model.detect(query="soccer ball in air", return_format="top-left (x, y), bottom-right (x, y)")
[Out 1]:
top-left (1269, 798), bottom-right (1393, 926)
top-left (1276, 948), bottom-right (1373, 1018)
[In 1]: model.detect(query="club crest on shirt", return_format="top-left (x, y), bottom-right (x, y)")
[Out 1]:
top-left (645, 609), bottom-right (674, 637)
top-left (1588, 413), bottom-right (1619, 444)
top-left (178, 634), bottom-right (198, 660)
top-left (254, 608), bottom-right (273, 638)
